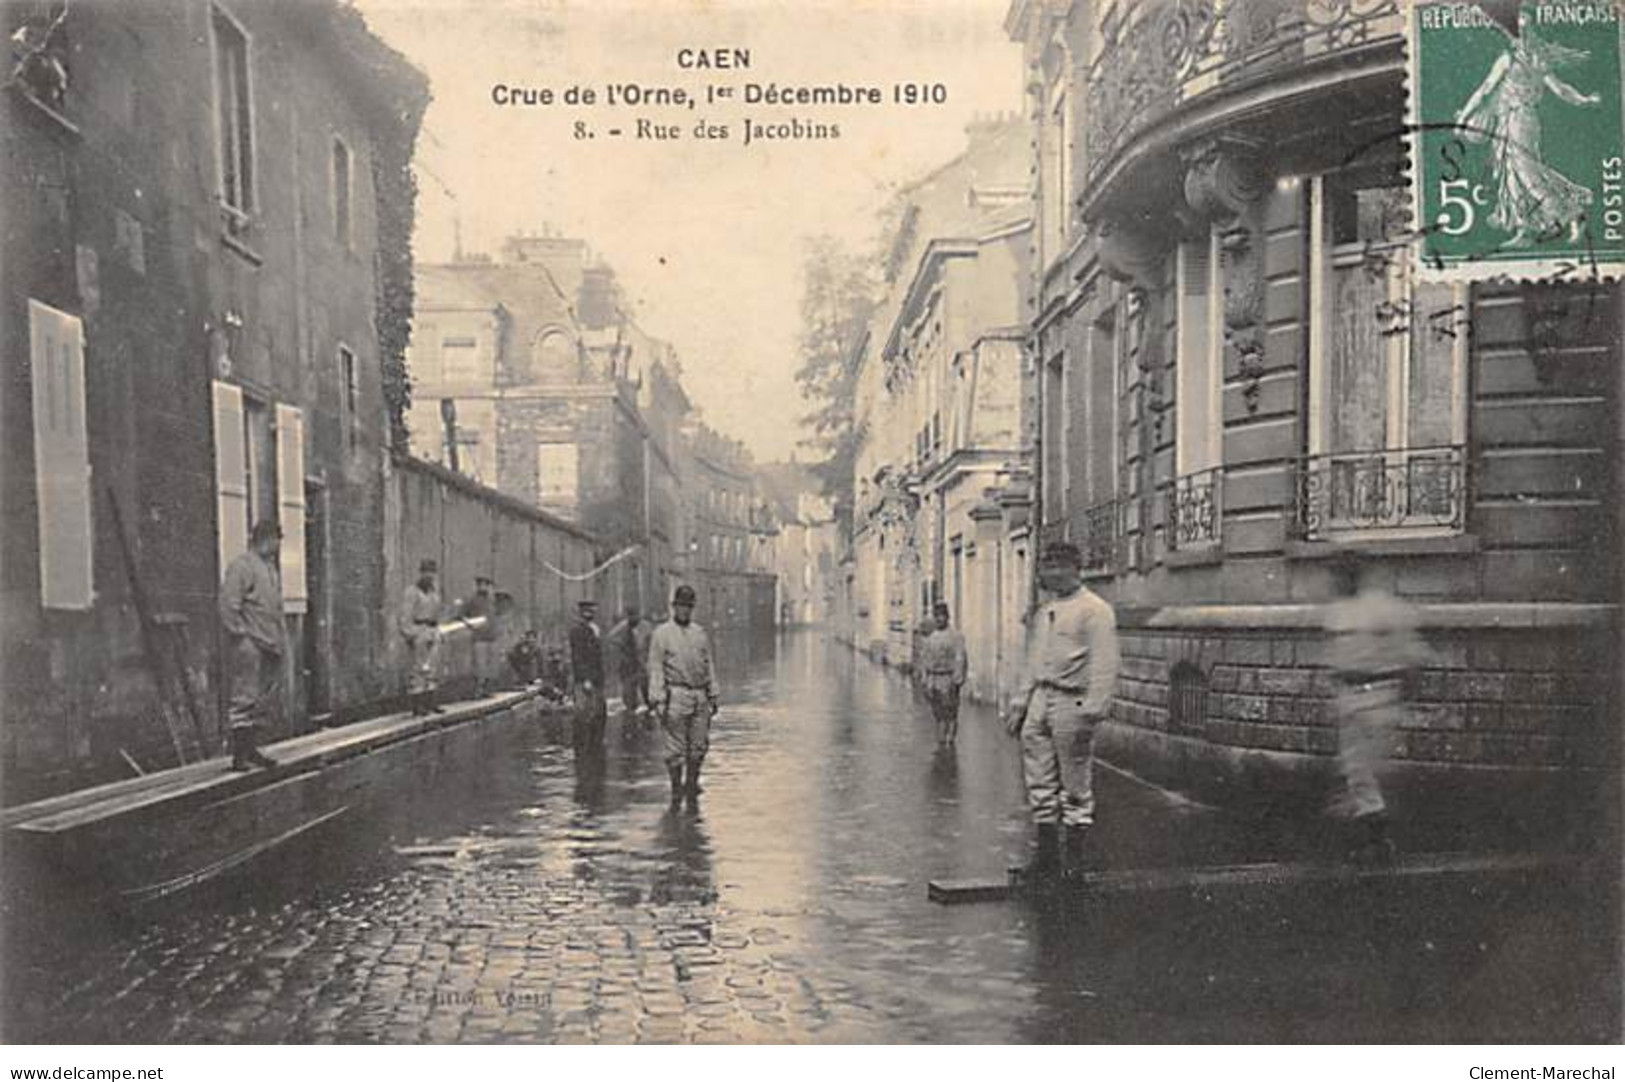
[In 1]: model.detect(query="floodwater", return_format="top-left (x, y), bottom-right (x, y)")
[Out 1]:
top-left (2, 630), bottom-right (1617, 1043)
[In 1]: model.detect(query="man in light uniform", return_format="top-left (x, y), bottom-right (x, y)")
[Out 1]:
top-left (1324, 550), bottom-right (1431, 862)
top-left (919, 601), bottom-right (968, 748)
top-left (458, 574), bottom-right (499, 697)
top-left (649, 584), bottom-right (719, 808)
top-left (219, 518), bottom-right (285, 770)
top-left (1004, 540), bottom-right (1120, 882)
top-left (401, 558), bottom-right (445, 716)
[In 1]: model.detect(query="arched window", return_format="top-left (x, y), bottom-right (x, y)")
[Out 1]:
top-left (531, 328), bottom-right (579, 383)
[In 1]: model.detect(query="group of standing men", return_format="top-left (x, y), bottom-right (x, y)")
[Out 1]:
top-left (565, 584), bottom-right (719, 808)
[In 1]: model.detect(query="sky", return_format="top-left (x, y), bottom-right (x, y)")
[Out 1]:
top-left (354, 0), bottom-right (1024, 462)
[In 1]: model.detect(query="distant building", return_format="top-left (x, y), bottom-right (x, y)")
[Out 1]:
top-left (757, 463), bottom-right (840, 626)
top-left (406, 234), bottom-right (691, 616)
top-left (847, 117), bottom-right (1036, 702)
top-left (2, 1), bottom-right (427, 798)
top-left (680, 421), bottom-right (776, 634)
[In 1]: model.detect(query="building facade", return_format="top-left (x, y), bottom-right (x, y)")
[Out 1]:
top-left (848, 118), bottom-right (1038, 703)
top-left (757, 463), bottom-right (841, 626)
top-left (2, 1), bottom-right (427, 799)
top-left (1007, 0), bottom-right (1619, 837)
top-left (406, 234), bottom-right (691, 618)
top-left (681, 421), bottom-right (777, 634)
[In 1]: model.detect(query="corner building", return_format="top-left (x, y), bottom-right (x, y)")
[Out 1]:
top-left (1007, 0), bottom-right (1619, 843)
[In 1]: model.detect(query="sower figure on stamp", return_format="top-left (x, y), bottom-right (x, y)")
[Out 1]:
top-left (1324, 550), bottom-right (1433, 864)
top-left (649, 584), bottom-right (719, 809)
top-left (219, 518), bottom-right (285, 771)
top-left (919, 601), bottom-right (968, 749)
top-left (1003, 540), bottom-right (1120, 884)
top-left (401, 559), bottom-right (446, 717)
top-left (568, 598), bottom-right (607, 752)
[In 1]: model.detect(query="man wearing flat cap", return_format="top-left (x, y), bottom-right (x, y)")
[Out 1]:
top-left (568, 598), bottom-right (607, 751)
top-left (1004, 540), bottom-right (1120, 883)
top-left (401, 558), bottom-right (445, 716)
top-left (458, 574), bottom-right (499, 697)
top-left (649, 583), bottom-right (719, 808)
top-left (219, 518), bottom-right (285, 770)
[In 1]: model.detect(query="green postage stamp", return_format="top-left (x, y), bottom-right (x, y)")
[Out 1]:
top-left (1410, 0), bottom-right (1625, 279)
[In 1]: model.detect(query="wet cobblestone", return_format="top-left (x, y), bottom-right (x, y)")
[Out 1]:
top-left (3, 633), bottom-right (1616, 1043)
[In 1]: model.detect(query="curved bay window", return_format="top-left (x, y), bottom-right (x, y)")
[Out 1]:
top-left (1300, 170), bottom-right (1468, 540)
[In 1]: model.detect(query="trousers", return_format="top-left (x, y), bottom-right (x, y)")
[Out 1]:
top-left (405, 627), bottom-right (441, 694)
top-left (574, 680), bottom-right (606, 749)
top-left (661, 686), bottom-right (712, 769)
top-left (1331, 679), bottom-right (1402, 819)
top-left (1021, 688), bottom-right (1101, 827)
top-left (227, 637), bottom-right (280, 733)
top-left (922, 674), bottom-right (960, 732)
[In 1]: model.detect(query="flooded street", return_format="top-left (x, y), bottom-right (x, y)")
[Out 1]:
top-left (3, 631), bottom-right (1616, 1044)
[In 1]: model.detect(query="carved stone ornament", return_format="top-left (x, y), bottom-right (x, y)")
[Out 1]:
top-left (1096, 217), bottom-right (1171, 288)
top-left (1181, 136), bottom-right (1268, 224)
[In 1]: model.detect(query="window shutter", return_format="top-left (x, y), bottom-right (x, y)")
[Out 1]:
top-left (29, 300), bottom-right (93, 610)
top-left (213, 380), bottom-right (249, 576)
top-left (275, 403), bottom-right (308, 613)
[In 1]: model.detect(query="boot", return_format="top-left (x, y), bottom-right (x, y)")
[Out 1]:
top-left (668, 764), bottom-right (685, 806)
top-left (1063, 824), bottom-right (1098, 879)
top-left (427, 690), bottom-right (446, 715)
top-left (684, 761), bottom-right (703, 808)
top-left (228, 728), bottom-right (275, 771)
top-left (1014, 823), bottom-right (1062, 887)
top-left (1350, 812), bottom-right (1396, 865)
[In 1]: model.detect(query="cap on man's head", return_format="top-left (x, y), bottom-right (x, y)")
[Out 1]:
top-left (475, 574), bottom-right (494, 586)
top-left (577, 598), bottom-right (597, 610)
top-left (933, 601), bottom-right (950, 615)
top-left (250, 519), bottom-right (283, 544)
top-left (1038, 540), bottom-right (1083, 568)
top-left (419, 558), bottom-right (439, 574)
top-left (672, 584), bottom-right (697, 606)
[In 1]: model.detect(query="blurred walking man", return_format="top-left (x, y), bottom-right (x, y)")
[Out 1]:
top-left (1325, 551), bottom-right (1431, 863)
top-left (919, 601), bottom-right (968, 748)
top-left (569, 598), bottom-right (607, 751)
top-left (650, 584), bottom-right (719, 809)
top-left (606, 606), bottom-right (652, 715)
top-left (401, 559), bottom-right (445, 716)
top-left (1004, 540), bottom-right (1120, 883)
top-left (219, 519), bottom-right (284, 770)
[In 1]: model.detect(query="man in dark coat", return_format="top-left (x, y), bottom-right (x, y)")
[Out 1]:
top-left (568, 598), bottom-right (607, 751)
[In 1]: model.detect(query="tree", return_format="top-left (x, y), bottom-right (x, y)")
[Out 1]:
top-left (794, 236), bottom-right (876, 513)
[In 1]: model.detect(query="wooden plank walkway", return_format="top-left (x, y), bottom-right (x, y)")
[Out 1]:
top-left (927, 850), bottom-right (1591, 905)
top-left (5, 690), bottom-right (542, 835)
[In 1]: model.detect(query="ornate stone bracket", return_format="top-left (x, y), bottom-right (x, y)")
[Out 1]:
top-left (1182, 136), bottom-right (1270, 414)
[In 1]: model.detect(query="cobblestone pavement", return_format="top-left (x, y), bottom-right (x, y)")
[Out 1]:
top-left (4, 632), bottom-right (1617, 1043)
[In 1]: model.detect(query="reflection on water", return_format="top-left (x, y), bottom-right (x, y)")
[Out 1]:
top-left (1, 629), bottom-right (1617, 1043)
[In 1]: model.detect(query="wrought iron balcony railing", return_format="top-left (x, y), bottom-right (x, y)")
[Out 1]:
top-left (1290, 445), bottom-right (1466, 540)
top-left (1166, 467), bottom-right (1223, 552)
top-left (1082, 0), bottom-right (1403, 187)
top-left (1080, 500), bottom-right (1121, 574)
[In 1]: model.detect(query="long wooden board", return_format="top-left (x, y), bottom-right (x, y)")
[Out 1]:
top-left (927, 850), bottom-right (1589, 904)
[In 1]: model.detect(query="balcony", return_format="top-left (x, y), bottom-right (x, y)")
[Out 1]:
top-left (1039, 501), bottom-right (1123, 575)
top-left (1290, 445), bottom-right (1466, 541)
top-left (1165, 467), bottom-right (1223, 553)
top-left (1082, 0), bottom-right (1403, 191)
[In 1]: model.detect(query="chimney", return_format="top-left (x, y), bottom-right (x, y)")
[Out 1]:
top-left (577, 263), bottom-right (621, 330)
